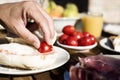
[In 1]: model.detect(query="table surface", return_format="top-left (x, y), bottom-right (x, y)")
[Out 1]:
top-left (0, 29), bottom-right (119, 80)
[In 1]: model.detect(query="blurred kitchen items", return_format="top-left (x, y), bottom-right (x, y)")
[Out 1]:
top-left (103, 24), bottom-right (120, 35)
top-left (46, 0), bottom-right (79, 18)
top-left (89, 0), bottom-right (120, 24)
top-left (82, 12), bottom-right (103, 38)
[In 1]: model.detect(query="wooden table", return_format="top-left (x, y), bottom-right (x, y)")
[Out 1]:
top-left (0, 30), bottom-right (119, 80)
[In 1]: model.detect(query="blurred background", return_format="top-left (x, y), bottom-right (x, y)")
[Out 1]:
top-left (53, 0), bottom-right (88, 13)
top-left (42, 0), bottom-right (120, 36)
top-left (47, 0), bottom-right (120, 23)
top-left (0, 0), bottom-right (120, 23)
top-left (0, 0), bottom-right (120, 29)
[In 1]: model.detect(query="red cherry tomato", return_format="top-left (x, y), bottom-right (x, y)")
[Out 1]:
top-left (78, 37), bottom-right (92, 46)
top-left (39, 41), bottom-right (53, 53)
top-left (66, 36), bottom-right (78, 46)
top-left (59, 34), bottom-right (68, 44)
top-left (83, 32), bottom-right (91, 37)
top-left (72, 31), bottom-right (83, 40)
top-left (89, 35), bottom-right (96, 44)
top-left (62, 25), bottom-right (75, 35)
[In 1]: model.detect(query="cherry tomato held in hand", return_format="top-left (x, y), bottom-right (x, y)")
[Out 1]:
top-left (39, 41), bottom-right (53, 53)
top-left (66, 36), bottom-right (78, 46)
top-left (72, 31), bottom-right (83, 40)
top-left (78, 37), bottom-right (92, 46)
top-left (62, 25), bottom-right (75, 35)
top-left (59, 34), bottom-right (68, 44)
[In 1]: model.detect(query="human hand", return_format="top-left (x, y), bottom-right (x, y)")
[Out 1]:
top-left (0, 1), bottom-right (55, 48)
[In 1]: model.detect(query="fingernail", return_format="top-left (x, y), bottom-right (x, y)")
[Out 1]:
top-left (48, 40), bottom-right (52, 45)
top-left (46, 32), bottom-right (57, 45)
top-left (33, 41), bottom-right (40, 49)
top-left (51, 31), bottom-right (57, 45)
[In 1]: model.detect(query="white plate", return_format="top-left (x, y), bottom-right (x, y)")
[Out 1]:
top-left (57, 41), bottom-right (97, 51)
top-left (99, 38), bottom-right (120, 53)
top-left (0, 46), bottom-right (70, 75)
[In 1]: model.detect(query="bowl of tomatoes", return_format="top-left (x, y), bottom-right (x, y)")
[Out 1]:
top-left (57, 25), bottom-right (97, 51)
top-left (54, 18), bottom-right (79, 36)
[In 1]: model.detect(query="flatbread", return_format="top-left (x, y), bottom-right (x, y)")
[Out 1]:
top-left (0, 43), bottom-right (56, 70)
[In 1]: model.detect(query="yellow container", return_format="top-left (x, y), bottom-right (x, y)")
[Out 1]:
top-left (82, 12), bottom-right (103, 38)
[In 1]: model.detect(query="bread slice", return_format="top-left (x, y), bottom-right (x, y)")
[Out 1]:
top-left (0, 43), bottom-right (56, 70)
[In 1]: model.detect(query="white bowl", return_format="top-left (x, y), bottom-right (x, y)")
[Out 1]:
top-left (57, 40), bottom-right (97, 51)
top-left (54, 18), bottom-right (78, 35)
top-left (53, 13), bottom-right (86, 37)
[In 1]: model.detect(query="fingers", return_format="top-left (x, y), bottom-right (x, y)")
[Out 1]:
top-left (19, 27), bottom-right (40, 48)
top-left (25, 1), bottom-right (55, 45)
top-left (10, 18), bottom-right (40, 48)
top-left (35, 2), bottom-right (55, 38)
top-left (0, 1), bottom-right (55, 48)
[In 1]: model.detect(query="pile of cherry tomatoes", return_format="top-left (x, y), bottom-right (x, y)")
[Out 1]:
top-left (38, 25), bottom-right (97, 53)
top-left (59, 25), bottom-right (96, 46)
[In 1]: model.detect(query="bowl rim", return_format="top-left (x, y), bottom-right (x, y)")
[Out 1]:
top-left (53, 17), bottom-right (80, 21)
top-left (53, 13), bottom-right (85, 20)
top-left (57, 40), bottom-right (97, 51)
